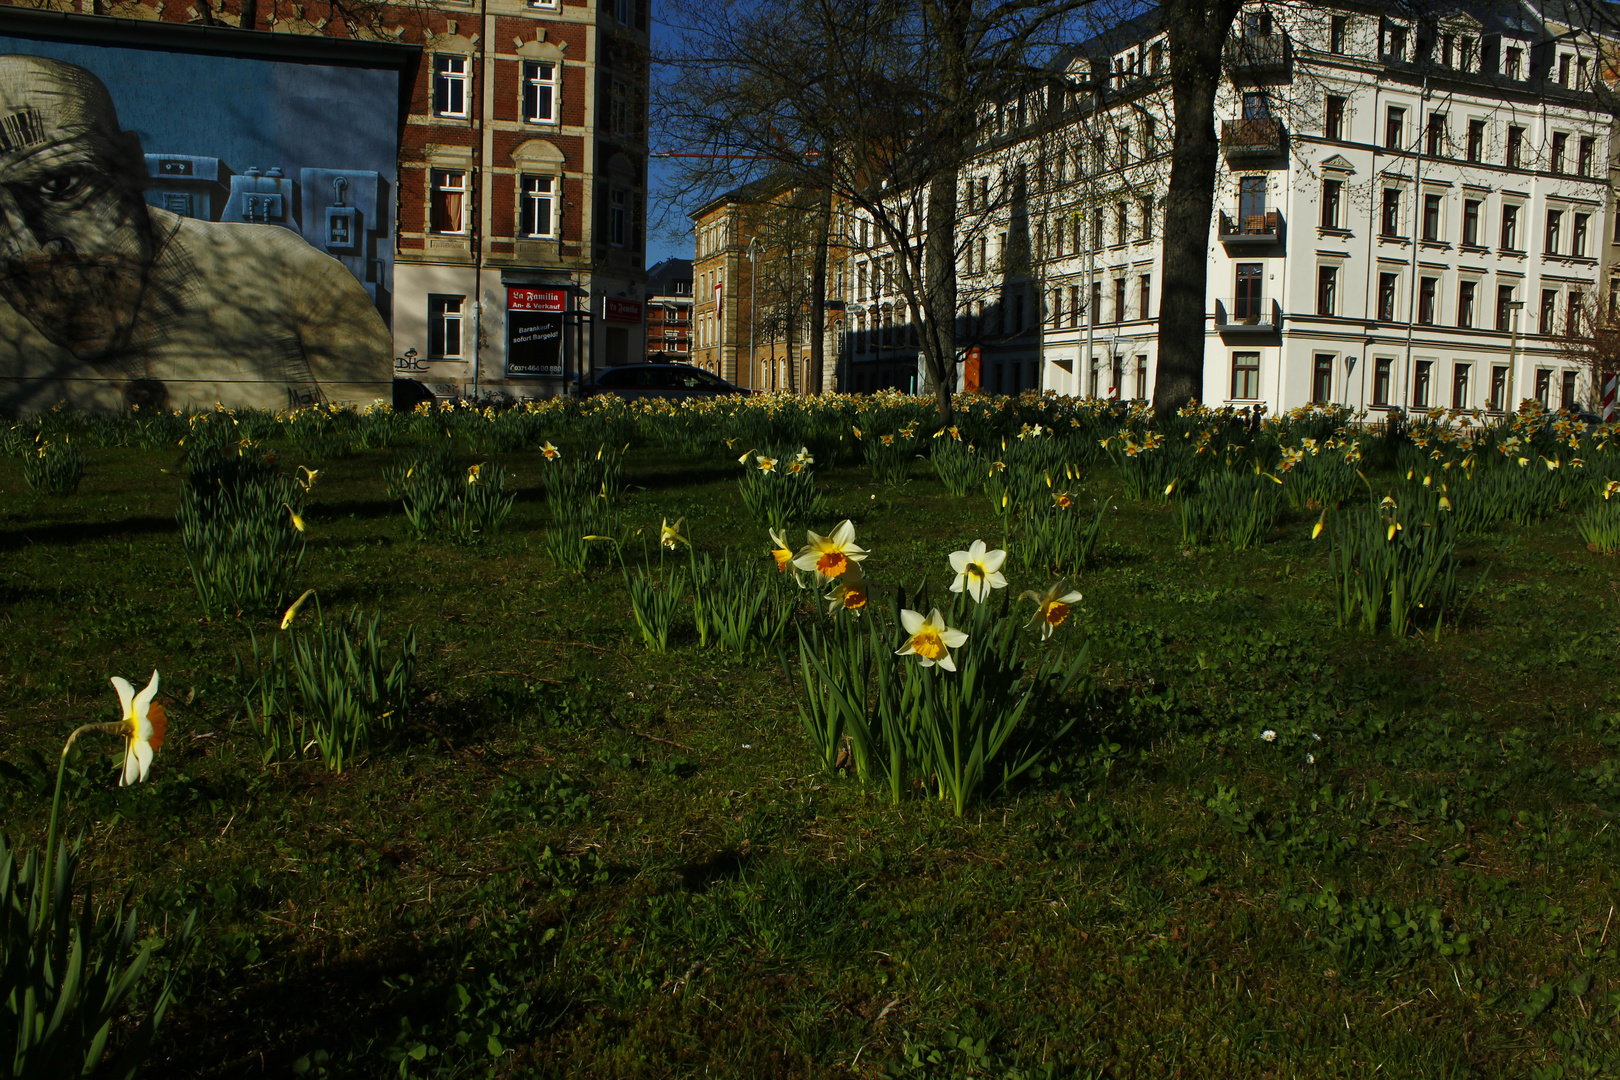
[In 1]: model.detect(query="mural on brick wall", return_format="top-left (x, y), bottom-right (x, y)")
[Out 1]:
top-left (0, 40), bottom-right (400, 414)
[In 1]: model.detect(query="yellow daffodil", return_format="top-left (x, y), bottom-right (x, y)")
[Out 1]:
top-left (1311, 509), bottom-right (1327, 540)
top-left (768, 527), bottom-right (798, 577)
top-left (1053, 491), bottom-right (1074, 509)
top-left (281, 588), bottom-right (317, 630)
top-left (896, 608), bottom-right (968, 671)
top-left (794, 447), bottom-right (814, 466)
top-left (466, 463), bottom-right (482, 484)
top-left (1019, 582), bottom-right (1083, 640)
top-left (1604, 479), bottom-right (1620, 500)
top-left (1544, 456), bottom-right (1561, 471)
top-left (110, 670), bottom-right (166, 786)
top-left (824, 566), bottom-right (869, 615)
top-left (285, 504), bottom-right (305, 532)
top-left (793, 519), bottom-right (868, 580)
top-left (737, 448), bottom-right (755, 465)
top-left (1438, 495), bottom-right (1453, 511)
top-left (296, 466), bottom-right (320, 490)
top-left (757, 455), bottom-right (778, 473)
top-left (948, 540), bottom-right (1009, 602)
top-left (541, 441), bottom-right (561, 460)
top-left (660, 517), bottom-right (689, 550)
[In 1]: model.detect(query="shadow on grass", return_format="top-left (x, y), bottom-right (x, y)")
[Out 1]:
top-left (0, 515), bottom-right (177, 552)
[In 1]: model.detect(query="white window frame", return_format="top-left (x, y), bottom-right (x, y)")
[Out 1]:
top-left (520, 174), bottom-right (557, 239)
top-left (428, 295), bottom-right (465, 359)
top-left (430, 169), bottom-right (469, 234)
top-left (522, 61), bottom-right (559, 124)
top-left (433, 55), bottom-right (469, 119)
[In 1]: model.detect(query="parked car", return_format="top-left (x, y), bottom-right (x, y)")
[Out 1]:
top-left (580, 363), bottom-right (748, 401)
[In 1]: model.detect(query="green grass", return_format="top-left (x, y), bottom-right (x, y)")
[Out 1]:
top-left (3, 434), bottom-right (1620, 1079)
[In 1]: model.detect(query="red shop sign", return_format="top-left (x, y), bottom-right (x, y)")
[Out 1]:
top-left (604, 297), bottom-right (643, 323)
top-left (508, 287), bottom-right (567, 313)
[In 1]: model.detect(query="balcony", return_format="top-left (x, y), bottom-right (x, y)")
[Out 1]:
top-left (1215, 297), bottom-right (1281, 334)
top-left (1218, 208), bottom-right (1282, 246)
top-left (1223, 32), bottom-right (1288, 74)
top-left (1221, 118), bottom-right (1286, 162)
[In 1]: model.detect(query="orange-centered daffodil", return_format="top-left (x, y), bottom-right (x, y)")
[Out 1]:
top-left (896, 608), bottom-right (968, 671)
top-left (1020, 582), bottom-right (1083, 641)
top-left (110, 670), bottom-right (166, 786)
top-left (793, 520), bottom-right (868, 580)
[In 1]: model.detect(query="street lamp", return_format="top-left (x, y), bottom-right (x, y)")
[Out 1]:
top-left (1506, 299), bottom-right (1525, 412)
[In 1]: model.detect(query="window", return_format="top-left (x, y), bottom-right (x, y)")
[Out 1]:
top-left (1426, 113), bottom-right (1447, 156)
top-left (433, 55), bottom-right (469, 118)
top-left (1574, 213), bottom-right (1590, 257)
top-left (1418, 277), bottom-right (1436, 324)
top-left (1373, 358), bottom-right (1393, 405)
top-left (1535, 367), bottom-right (1552, 406)
top-left (1385, 24), bottom-right (1407, 61)
top-left (1090, 282), bottom-right (1101, 325)
top-left (1461, 36), bottom-right (1477, 71)
top-left (1385, 106), bottom-right (1405, 150)
top-left (610, 78), bottom-right (639, 136)
top-left (1422, 193), bottom-right (1442, 241)
top-left (1467, 119), bottom-right (1484, 162)
top-left (430, 169), bottom-right (467, 233)
top-left (1458, 280), bottom-right (1476, 327)
top-left (1546, 209), bottom-right (1563, 254)
top-left (428, 295), bottom-right (464, 358)
top-left (1559, 54), bottom-right (1572, 87)
top-left (1563, 369), bottom-right (1578, 408)
top-left (1496, 285), bottom-right (1514, 330)
top-left (1312, 354), bottom-right (1334, 403)
top-left (1379, 272), bottom-right (1398, 321)
top-left (614, 0), bottom-right (633, 25)
top-left (1489, 365), bottom-right (1508, 410)
top-left (1507, 126), bottom-right (1524, 168)
top-left (1502, 205), bottom-right (1520, 250)
top-left (1231, 352), bottom-right (1260, 399)
top-left (523, 61), bottom-right (557, 123)
top-left (1505, 47), bottom-right (1522, 79)
top-left (1115, 201), bottom-right (1128, 242)
top-left (1552, 132), bottom-right (1568, 174)
top-left (1140, 275), bottom-right (1151, 319)
top-left (1119, 127), bottom-right (1132, 164)
top-left (520, 175), bottom-right (555, 238)
top-left (1462, 200), bottom-right (1480, 246)
top-left (1570, 288), bottom-right (1585, 333)
top-left (1580, 136), bottom-right (1595, 177)
top-left (1326, 95), bottom-right (1345, 140)
top-left (1452, 363), bottom-right (1470, 409)
top-left (1242, 91), bottom-right (1271, 120)
top-left (1330, 15), bottom-right (1347, 54)
top-left (1050, 288), bottom-right (1062, 328)
top-left (609, 187), bottom-right (627, 247)
top-left (1381, 188), bottom-right (1401, 236)
top-left (1322, 179), bottom-right (1342, 228)
top-left (1412, 360), bottom-right (1432, 407)
top-left (1091, 208), bottom-right (1104, 249)
top-left (1140, 195), bottom-right (1154, 241)
top-left (1069, 284), bottom-right (1080, 328)
top-left (1135, 355), bottom-right (1148, 399)
top-left (1239, 175), bottom-right (1266, 220)
top-left (1234, 263), bottom-right (1262, 320)
top-left (1579, 56), bottom-right (1592, 90)
top-left (1317, 266), bottom-right (1338, 316)
top-left (1540, 289), bottom-right (1557, 334)
top-left (1114, 278), bottom-right (1126, 322)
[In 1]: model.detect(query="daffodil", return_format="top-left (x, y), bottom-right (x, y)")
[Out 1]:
top-left (466, 463), bottom-right (482, 484)
top-left (768, 527), bottom-right (799, 579)
top-left (794, 447), bottom-right (814, 466)
top-left (110, 671), bottom-right (166, 786)
top-left (541, 441), bottom-right (561, 461)
top-left (296, 466), bottom-right (320, 490)
top-left (948, 540), bottom-right (1008, 602)
top-left (1053, 491), bottom-right (1075, 509)
top-left (793, 520), bottom-right (868, 580)
top-left (281, 588), bottom-right (317, 630)
top-left (824, 566), bottom-right (869, 615)
top-left (737, 448), bottom-right (755, 465)
top-left (660, 516), bottom-right (689, 549)
top-left (1019, 582), bottom-right (1082, 640)
top-left (285, 504), bottom-right (305, 532)
top-left (896, 608), bottom-right (968, 671)
top-left (756, 455), bottom-right (778, 473)
top-left (1604, 479), bottom-right (1620, 500)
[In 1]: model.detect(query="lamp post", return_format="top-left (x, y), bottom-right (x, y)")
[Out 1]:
top-left (1506, 299), bottom-right (1524, 412)
top-left (747, 236), bottom-right (760, 390)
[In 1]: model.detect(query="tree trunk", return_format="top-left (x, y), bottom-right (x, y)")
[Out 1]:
top-left (1153, 0), bottom-right (1242, 417)
top-left (924, 171), bottom-right (959, 423)
top-left (808, 189), bottom-right (832, 395)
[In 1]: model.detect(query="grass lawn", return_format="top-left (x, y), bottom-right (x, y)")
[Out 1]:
top-left (2, 419), bottom-right (1619, 1079)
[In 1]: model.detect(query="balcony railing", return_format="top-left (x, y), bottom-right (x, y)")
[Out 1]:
top-left (1218, 208), bottom-right (1282, 245)
top-left (1214, 297), bottom-right (1281, 332)
top-left (1221, 118), bottom-right (1286, 160)
top-left (1223, 32), bottom-right (1288, 73)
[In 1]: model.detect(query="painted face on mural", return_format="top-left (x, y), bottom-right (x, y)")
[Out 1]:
top-left (0, 57), bottom-right (153, 361)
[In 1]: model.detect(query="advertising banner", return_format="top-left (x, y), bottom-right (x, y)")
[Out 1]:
top-left (506, 287), bottom-right (565, 378)
top-left (604, 297), bottom-right (642, 323)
